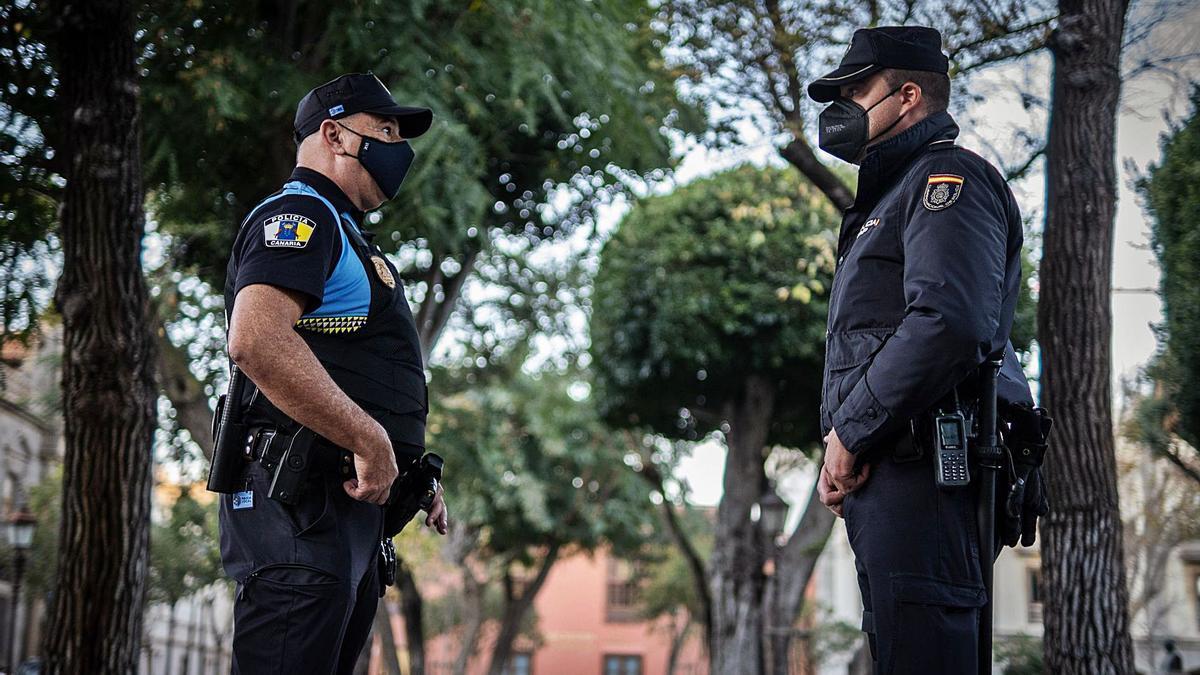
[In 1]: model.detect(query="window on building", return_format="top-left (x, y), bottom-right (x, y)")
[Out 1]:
top-left (603, 654), bottom-right (643, 675)
top-left (605, 558), bottom-right (644, 622)
top-left (500, 652), bottom-right (532, 675)
top-left (1027, 566), bottom-right (1043, 624)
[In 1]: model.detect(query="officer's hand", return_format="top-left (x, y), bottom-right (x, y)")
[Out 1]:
top-left (424, 484), bottom-right (449, 535)
top-left (344, 424), bottom-right (399, 505)
top-left (817, 464), bottom-right (845, 518)
top-left (823, 428), bottom-right (870, 494)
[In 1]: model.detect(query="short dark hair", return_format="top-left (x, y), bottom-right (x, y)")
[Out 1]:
top-left (883, 68), bottom-right (950, 114)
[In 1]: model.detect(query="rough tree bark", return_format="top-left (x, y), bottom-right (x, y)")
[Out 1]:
top-left (1038, 0), bottom-right (1136, 672)
top-left (42, 0), bottom-right (157, 672)
top-left (708, 374), bottom-right (775, 675)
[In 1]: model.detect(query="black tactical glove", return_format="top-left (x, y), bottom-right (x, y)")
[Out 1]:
top-left (998, 403), bottom-right (1053, 548)
top-left (1001, 464), bottom-right (1049, 547)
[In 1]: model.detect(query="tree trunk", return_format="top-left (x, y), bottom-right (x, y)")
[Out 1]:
top-left (371, 601), bottom-right (403, 675)
top-left (708, 374), bottom-right (775, 675)
top-left (42, 0), bottom-right (156, 672)
top-left (485, 544), bottom-right (561, 675)
top-left (666, 613), bottom-right (691, 675)
top-left (768, 479), bottom-right (836, 675)
top-left (1039, 0), bottom-right (1136, 672)
top-left (398, 557), bottom-right (427, 675)
top-left (633, 449), bottom-right (713, 649)
top-left (453, 566), bottom-right (487, 675)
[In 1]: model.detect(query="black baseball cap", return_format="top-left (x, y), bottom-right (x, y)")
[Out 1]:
top-left (807, 26), bottom-right (949, 103)
top-left (294, 73), bottom-right (433, 143)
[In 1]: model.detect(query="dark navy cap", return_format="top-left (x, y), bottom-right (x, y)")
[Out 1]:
top-left (807, 26), bottom-right (949, 103)
top-left (294, 73), bottom-right (433, 143)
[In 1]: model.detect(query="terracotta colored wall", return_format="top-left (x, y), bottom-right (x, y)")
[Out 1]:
top-left (387, 548), bottom-right (708, 675)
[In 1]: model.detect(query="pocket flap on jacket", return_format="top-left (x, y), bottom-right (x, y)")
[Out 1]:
top-left (826, 329), bottom-right (893, 371)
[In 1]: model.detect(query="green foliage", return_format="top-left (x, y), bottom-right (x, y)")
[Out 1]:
top-left (994, 634), bottom-right (1044, 675)
top-left (1137, 85), bottom-right (1200, 452)
top-left (147, 488), bottom-right (224, 606)
top-left (590, 164), bottom-right (839, 447)
top-left (0, 3), bottom-right (60, 339)
top-left (135, 0), bottom-right (703, 286)
top-left (427, 361), bottom-right (655, 565)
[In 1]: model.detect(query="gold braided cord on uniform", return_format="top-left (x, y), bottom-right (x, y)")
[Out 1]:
top-left (294, 315), bottom-right (368, 334)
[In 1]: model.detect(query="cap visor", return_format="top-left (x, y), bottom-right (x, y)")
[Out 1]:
top-left (806, 63), bottom-right (881, 102)
top-left (364, 105), bottom-right (433, 138)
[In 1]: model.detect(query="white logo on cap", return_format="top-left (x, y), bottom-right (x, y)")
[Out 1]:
top-left (329, 104), bottom-right (345, 116)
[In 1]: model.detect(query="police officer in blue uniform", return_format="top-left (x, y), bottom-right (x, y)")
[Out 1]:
top-left (809, 27), bottom-right (1043, 673)
top-left (217, 73), bottom-right (449, 674)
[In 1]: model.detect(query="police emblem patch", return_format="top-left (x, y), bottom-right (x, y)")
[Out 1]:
top-left (923, 174), bottom-right (964, 211)
top-left (263, 214), bottom-right (315, 249)
top-left (371, 255), bottom-right (396, 289)
top-left (857, 217), bottom-right (882, 239)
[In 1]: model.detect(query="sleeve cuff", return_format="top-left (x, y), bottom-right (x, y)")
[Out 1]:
top-left (831, 374), bottom-right (892, 454)
top-left (234, 274), bottom-right (323, 314)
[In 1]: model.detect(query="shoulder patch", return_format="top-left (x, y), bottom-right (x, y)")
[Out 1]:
top-left (263, 214), bottom-right (316, 249)
top-left (923, 174), bottom-right (964, 211)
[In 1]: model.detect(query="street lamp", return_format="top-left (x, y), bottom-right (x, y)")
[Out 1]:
top-left (7, 504), bottom-right (37, 675)
top-left (759, 487), bottom-right (789, 547)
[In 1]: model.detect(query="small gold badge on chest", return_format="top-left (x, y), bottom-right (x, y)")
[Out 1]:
top-left (371, 255), bottom-right (396, 289)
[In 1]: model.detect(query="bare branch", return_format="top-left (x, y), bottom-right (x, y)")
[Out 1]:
top-left (779, 135), bottom-right (854, 211)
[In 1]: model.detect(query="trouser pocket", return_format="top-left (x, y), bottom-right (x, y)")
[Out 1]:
top-left (887, 574), bottom-right (986, 675)
top-left (232, 563), bottom-right (348, 675)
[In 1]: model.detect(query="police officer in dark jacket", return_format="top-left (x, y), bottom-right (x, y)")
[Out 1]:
top-left (809, 27), bottom-right (1037, 673)
top-left (218, 73), bottom-right (449, 674)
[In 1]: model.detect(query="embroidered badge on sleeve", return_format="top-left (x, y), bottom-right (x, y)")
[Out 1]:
top-left (922, 174), bottom-right (964, 211)
top-left (263, 214), bottom-right (316, 249)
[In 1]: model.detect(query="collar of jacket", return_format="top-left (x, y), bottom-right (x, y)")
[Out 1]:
top-left (851, 110), bottom-right (960, 210)
top-left (288, 166), bottom-right (367, 226)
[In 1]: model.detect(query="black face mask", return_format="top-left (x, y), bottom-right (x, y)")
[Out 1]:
top-left (817, 85), bottom-right (905, 164)
top-left (338, 122), bottom-right (416, 201)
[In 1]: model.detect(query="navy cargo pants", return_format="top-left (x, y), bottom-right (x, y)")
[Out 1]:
top-left (219, 454), bottom-right (384, 675)
top-left (843, 447), bottom-right (988, 674)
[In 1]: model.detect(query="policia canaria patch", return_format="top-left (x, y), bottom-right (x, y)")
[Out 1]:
top-left (923, 174), bottom-right (964, 211)
top-left (263, 214), bottom-right (316, 249)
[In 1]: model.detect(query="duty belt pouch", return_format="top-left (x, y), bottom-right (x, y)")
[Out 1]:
top-left (892, 420), bottom-right (924, 463)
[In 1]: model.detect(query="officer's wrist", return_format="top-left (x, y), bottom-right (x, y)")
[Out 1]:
top-left (348, 418), bottom-right (389, 456)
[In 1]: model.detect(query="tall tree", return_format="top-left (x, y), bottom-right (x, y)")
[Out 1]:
top-left (1037, 0), bottom-right (1136, 671)
top-left (41, 0), bottom-right (157, 672)
top-left (591, 165), bottom-right (839, 675)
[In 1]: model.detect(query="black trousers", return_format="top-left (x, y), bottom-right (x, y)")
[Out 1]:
top-left (843, 448), bottom-right (988, 675)
top-left (219, 457), bottom-right (384, 674)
